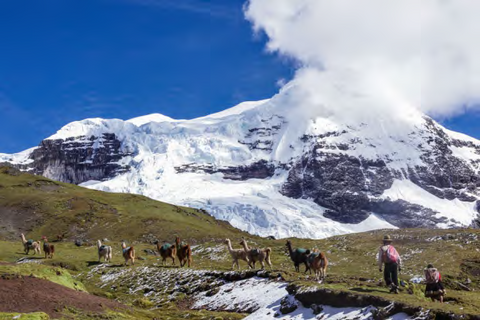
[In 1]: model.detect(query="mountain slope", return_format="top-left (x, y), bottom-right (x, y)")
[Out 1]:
top-left (1, 92), bottom-right (479, 239)
top-left (0, 166), bottom-right (245, 242)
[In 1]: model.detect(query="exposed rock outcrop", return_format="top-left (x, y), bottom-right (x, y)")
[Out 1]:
top-left (27, 133), bottom-right (131, 184)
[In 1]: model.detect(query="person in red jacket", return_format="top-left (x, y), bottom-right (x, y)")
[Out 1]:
top-left (424, 264), bottom-right (446, 303)
top-left (377, 235), bottom-right (402, 294)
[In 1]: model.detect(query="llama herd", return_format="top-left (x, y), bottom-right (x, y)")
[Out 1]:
top-left (226, 238), bottom-right (327, 281)
top-left (19, 233), bottom-right (327, 280)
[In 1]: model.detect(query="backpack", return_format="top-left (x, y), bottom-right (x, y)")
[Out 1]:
top-left (425, 268), bottom-right (440, 284)
top-left (381, 245), bottom-right (398, 263)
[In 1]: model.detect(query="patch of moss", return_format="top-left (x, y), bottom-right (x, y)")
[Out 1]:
top-left (0, 263), bottom-right (86, 292)
top-left (0, 312), bottom-right (50, 320)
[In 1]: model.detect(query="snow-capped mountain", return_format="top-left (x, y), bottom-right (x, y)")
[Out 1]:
top-left (1, 89), bottom-right (479, 239)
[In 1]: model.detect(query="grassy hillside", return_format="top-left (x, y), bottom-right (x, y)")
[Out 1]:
top-left (1, 166), bottom-right (479, 318)
top-left (0, 166), bottom-right (247, 242)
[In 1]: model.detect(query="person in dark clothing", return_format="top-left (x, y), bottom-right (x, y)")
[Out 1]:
top-left (377, 235), bottom-right (402, 294)
top-left (424, 264), bottom-right (445, 303)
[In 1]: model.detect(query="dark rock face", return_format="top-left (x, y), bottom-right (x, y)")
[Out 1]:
top-left (406, 119), bottom-right (479, 201)
top-left (281, 146), bottom-right (397, 224)
top-left (27, 133), bottom-right (131, 184)
top-left (281, 119), bottom-right (479, 227)
top-left (175, 160), bottom-right (276, 181)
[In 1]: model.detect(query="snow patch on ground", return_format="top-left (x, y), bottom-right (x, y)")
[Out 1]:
top-left (193, 277), bottom-right (287, 313)
top-left (193, 277), bottom-right (412, 320)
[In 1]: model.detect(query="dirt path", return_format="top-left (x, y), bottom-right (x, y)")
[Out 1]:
top-left (0, 274), bottom-right (126, 317)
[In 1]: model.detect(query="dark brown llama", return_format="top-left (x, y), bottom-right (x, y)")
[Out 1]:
top-left (42, 236), bottom-right (55, 259)
top-left (157, 241), bottom-right (176, 266)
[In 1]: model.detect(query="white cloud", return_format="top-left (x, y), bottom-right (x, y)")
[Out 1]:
top-left (245, 0), bottom-right (480, 118)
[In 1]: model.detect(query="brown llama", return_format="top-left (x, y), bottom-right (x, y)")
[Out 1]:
top-left (224, 238), bottom-right (250, 270)
top-left (42, 236), bottom-right (55, 259)
top-left (175, 237), bottom-right (192, 268)
top-left (307, 250), bottom-right (328, 281)
top-left (56, 232), bottom-right (67, 242)
top-left (121, 241), bottom-right (135, 266)
top-left (156, 241), bottom-right (176, 266)
top-left (239, 238), bottom-right (272, 270)
top-left (20, 233), bottom-right (41, 255)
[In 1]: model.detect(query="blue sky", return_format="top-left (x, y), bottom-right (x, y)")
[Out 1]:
top-left (0, 0), bottom-right (478, 153)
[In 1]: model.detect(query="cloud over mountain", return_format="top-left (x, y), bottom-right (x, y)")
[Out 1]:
top-left (245, 0), bottom-right (480, 118)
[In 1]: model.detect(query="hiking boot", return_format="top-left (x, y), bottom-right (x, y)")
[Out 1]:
top-left (390, 285), bottom-right (399, 294)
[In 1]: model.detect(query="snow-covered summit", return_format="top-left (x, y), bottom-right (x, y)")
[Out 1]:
top-left (127, 113), bottom-right (178, 126)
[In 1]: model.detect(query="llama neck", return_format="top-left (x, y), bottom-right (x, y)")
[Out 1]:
top-left (241, 241), bottom-right (250, 251)
top-left (21, 234), bottom-right (27, 244)
top-left (226, 240), bottom-right (234, 252)
top-left (97, 240), bottom-right (102, 248)
top-left (286, 243), bottom-right (294, 257)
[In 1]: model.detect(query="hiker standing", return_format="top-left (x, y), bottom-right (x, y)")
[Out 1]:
top-left (377, 235), bottom-right (402, 294)
top-left (424, 264), bottom-right (445, 303)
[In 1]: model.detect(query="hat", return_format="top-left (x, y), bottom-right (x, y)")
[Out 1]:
top-left (383, 235), bottom-right (393, 242)
top-left (427, 264), bottom-right (434, 269)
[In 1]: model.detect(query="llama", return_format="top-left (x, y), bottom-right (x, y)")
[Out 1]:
top-left (239, 238), bottom-right (272, 270)
top-left (42, 236), bottom-right (55, 259)
top-left (56, 232), bottom-right (67, 242)
top-left (224, 238), bottom-right (250, 270)
top-left (157, 241), bottom-right (176, 266)
top-left (307, 250), bottom-right (328, 281)
top-left (97, 240), bottom-right (112, 263)
top-left (20, 233), bottom-right (41, 255)
top-left (285, 240), bottom-right (310, 273)
top-left (175, 237), bottom-right (192, 268)
top-left (121, 241), bottom-right (135, 266)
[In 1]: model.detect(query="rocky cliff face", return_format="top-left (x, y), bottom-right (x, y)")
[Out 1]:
top-left (281, 118), bottom-right (480, 228)
top-left (26, 133), bottom-right (131, 184)
top-left (2, 100), bottom-right (479, 238)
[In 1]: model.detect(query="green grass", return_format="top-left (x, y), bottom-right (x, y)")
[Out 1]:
top-left (0, 263), bottom-right (86, 292)
top-left (0, 312), bottom-right (50, 320)
top-left (0, 166), bottom-right (248, 242)
top-left (1, 229), bottom-right (479, 318)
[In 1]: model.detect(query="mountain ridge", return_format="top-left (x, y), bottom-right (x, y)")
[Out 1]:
top-left (1, 94), bottom-right (479, 239)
